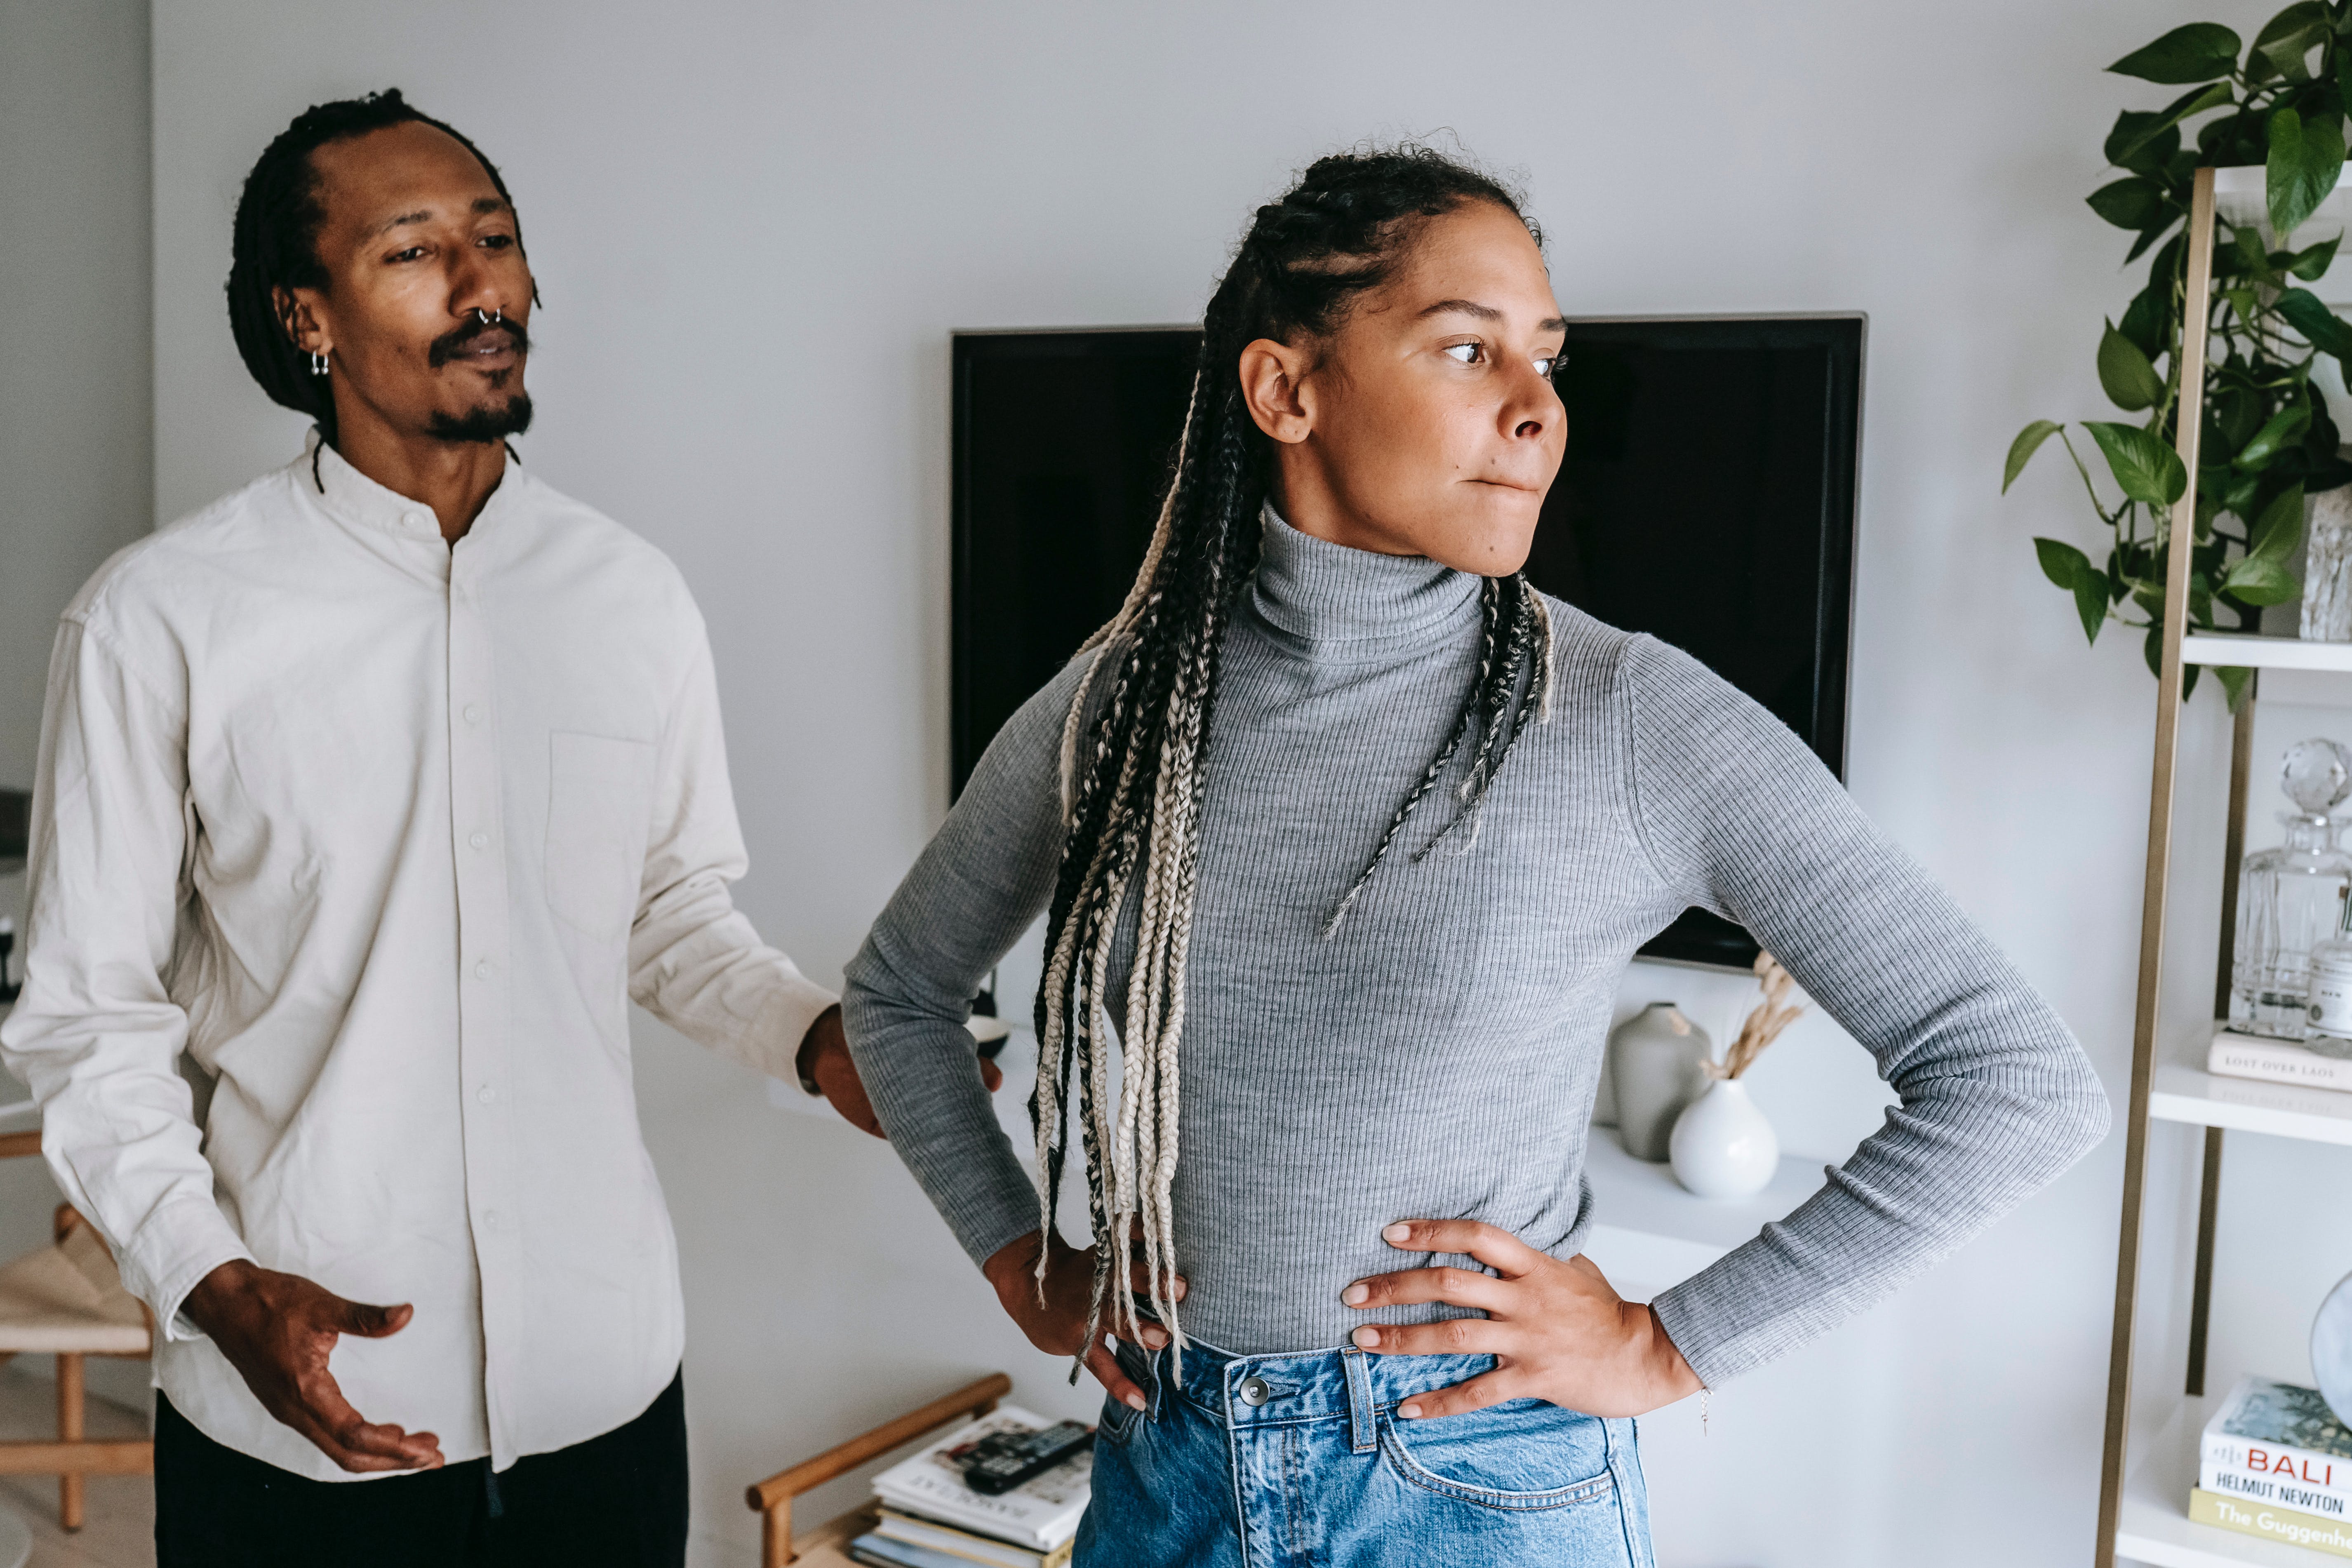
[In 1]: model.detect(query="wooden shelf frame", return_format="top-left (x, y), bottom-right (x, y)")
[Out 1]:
top-left (2098, 164), bottom-right (2352, 1566)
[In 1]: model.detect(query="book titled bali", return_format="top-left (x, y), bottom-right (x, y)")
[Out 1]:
top-left (2201, 1375), bottom-right (2352, 1520)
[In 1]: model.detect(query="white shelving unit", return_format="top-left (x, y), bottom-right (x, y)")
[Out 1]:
top-left (1579, 1128), bottom-right (1827, 1298)
top-left (2117, 1399), bottom-right (2326, 1568)
top-left (2100, 164), bottom-right (2352, 1568)
top-left (2183, 632), bottom-right (2352, 675)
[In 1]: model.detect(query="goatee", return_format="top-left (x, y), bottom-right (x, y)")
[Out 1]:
top-left (427, 394), bottom-right (534, 445)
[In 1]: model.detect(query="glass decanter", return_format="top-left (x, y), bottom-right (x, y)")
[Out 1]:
top-left (2232, 738), bottom-right (2352, 1039)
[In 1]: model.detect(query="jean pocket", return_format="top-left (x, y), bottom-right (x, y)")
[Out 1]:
top-left (1379, 1400), bottom-right (1616, 1512)
top-left (1097, 1392), bottom-right (1142, 1447)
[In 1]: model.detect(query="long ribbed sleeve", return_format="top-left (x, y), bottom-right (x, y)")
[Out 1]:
top-left (1626, 636), bottom-right (2109, 1386)
top-left (841, 655), bottom-right (1091, 1270)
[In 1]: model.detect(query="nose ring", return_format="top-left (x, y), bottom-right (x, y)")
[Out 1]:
top-left (475, 307), bottom-right (503, 325)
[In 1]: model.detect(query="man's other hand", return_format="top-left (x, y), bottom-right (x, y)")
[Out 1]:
top-left (181, 1259), bottom-right (444, 1473)
top-left (797, 1005), bottom-right (1002, 1140)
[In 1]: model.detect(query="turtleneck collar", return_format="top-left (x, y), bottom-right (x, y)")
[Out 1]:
top-left (1247, 503), bottom-right (1480, 661)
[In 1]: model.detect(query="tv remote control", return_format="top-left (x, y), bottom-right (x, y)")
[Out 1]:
top-left (961, 1421), bottom-right (1092, 1495)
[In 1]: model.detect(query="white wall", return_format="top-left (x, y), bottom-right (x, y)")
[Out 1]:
top-left (0, 0), bottom-right (154, 1405)
top-left (135, 1), bottom-right (2266, 1563)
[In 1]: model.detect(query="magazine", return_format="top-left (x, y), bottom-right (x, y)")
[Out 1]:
top-left (870, 1406), bottom-right (1092, 1552)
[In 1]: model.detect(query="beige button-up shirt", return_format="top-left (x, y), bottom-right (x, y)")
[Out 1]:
top-left (0, 436), bottom-right (834, 1479)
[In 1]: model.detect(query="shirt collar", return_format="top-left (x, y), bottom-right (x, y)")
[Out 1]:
top-left (301, 427), bottom-right (521, 544)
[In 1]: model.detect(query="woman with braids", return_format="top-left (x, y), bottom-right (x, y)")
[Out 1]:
top-left (842, 145), bottom-right (2105, 1565)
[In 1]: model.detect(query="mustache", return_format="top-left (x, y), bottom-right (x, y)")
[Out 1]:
top-left (428, 312), bottom-right (531, 367)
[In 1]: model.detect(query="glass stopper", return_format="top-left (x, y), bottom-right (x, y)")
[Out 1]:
top-left (2284, 737), bottom-right (2352, 815)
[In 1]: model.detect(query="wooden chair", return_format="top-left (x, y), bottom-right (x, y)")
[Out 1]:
top-left (0, 1127), bottom-right (155, 1529)
top-left (746, 1372), bottom-right (1011, 1568)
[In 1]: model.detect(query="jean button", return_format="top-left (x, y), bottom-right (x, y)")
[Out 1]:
top-left (1238, 1376), bottom-right (1270, 1407)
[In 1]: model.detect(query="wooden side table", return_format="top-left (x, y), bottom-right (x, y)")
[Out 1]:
top-left (745, 1372), bottom-right (1012, 1568)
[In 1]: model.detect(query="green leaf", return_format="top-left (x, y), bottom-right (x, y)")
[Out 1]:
top-left (2249, 480), bottom-right (2309, 559)
top-left (2269, 106), bottom-right (2348, 233)
top-left (2279, 286), bottom-right (2352, 356)
top-left (2255, 2), bottom-right (2331, 81)
top-left (2234, 402), bottom-right (2315, 468)
top-left (2217, 665), bottom-right (2256, 710)
top-left (2003, 420), bottom-right (2065, 493)
top-left (2237, 223), bottom-right (2285, 284)
top-left (2090, 176), bottom-right (2169, 230)
top-left (2107, 82), bottom-right (2241, 172)
top-left (2105, 110), bottom-right (2181, 175)
top-left (2035, 538), bottom-right (2109, 643)
top-left (2286, 233), bottom-right (2345, 278)
top-left (2119, 284), bottom-right (2171, 357)
top-left (2034, 535), bottom-right (2096, 590)
top-left (2086, 420), bottom-right (2190, 507)
top-left (2224, 552), bottom-right (2302, 603)
top-left (2126, 216), bottom-right (2184, 262)
top-left (2109, 22), bottom-right (2244, 83)
top-left (2098, 319), bottom-right (2168, 410)
top-left (2145, 620), bottom-right (2168, 679)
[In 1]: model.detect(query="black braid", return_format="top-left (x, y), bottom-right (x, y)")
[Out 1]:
top-left (227, 89), bottom-right (534, 447)
top-left (1031, 145), bottom-right (1554, 1369)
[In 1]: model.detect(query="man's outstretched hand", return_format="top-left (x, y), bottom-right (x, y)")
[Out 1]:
top-left (797, 1004), bottom-right (1002, 1140)
top-left (181, 1259), bottom-right (444, 1473)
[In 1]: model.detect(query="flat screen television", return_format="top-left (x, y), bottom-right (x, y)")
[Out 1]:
top-left (951, 315), bottom-right (1864, 970)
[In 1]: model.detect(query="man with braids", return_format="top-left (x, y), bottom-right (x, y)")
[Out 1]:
top-left (0, 90), bottom-right (905, 1564)
top-left (844, 144), bottom-right (2106, 1566)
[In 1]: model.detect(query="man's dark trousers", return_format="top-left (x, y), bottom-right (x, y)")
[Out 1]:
top-left (153, 1368), bottom-right (689, 1567)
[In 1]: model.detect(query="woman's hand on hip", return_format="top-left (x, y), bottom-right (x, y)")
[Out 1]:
top-left (1342, 1219), bottom-right (1702, 1420)
top-left (981, 1227), bottom-right (1185, 1413)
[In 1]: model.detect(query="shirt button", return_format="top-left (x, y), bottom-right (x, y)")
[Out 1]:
top-left (479, 1085), bottom-right (496, 1104)
top-left (482, 1210), bottom-right (499, 1228)
top-left (1238, 1376), bottom-right (1270, 1407)
top-left (406, 512), bottom-right (430, 530)
top-left (474, 959), bottom-right (491, 980)
top-left (469, 831), bottom-right (489, 851)
top-left (463, 704), bottom-right (482, 725)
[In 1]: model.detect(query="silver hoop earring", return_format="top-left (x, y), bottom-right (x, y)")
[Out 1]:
top-left (310, 351), bottom-right (329, 376)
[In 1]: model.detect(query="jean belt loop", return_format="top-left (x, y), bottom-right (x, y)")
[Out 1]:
top-left (1342, 1346), bottom-right (1377, 1454)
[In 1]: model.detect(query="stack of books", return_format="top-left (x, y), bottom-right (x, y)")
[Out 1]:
top-left (2192, 1374), bottom-right (2352, 1556)
top-left (2209, 1029), bottom-right (2352, 1092)
top-left (847, 1406), bottom-right (1090, 1568)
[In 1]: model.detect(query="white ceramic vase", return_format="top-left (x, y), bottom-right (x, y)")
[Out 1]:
top-left (1609, 1003), bottom-right (1712, 1162)
top-left (1669, 1078), bottom-right (1779, 1199)
top-left (2314, 1269), bottom-right (2352, 1420)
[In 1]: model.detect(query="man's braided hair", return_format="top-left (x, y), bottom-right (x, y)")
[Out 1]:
top-left (1031, 145), bottom-right (1557, 1375)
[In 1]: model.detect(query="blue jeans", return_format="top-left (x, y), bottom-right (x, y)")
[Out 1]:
top-left (1076, 1335), bottom-right (1653, 1567)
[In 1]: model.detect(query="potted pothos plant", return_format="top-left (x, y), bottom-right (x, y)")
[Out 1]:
top-left (2007, 6), bottom-right (2352, 705)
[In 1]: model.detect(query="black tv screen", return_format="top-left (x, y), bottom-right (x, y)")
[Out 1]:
top-left (950, 315), bottom-right (1863, 971)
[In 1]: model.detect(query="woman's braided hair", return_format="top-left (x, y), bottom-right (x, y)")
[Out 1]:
top-left (1031, 145), bottom-right (1557, 1374)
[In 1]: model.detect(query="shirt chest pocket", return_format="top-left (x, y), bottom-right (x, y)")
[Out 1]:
top-left (544, 731), bottom-right (658, 942)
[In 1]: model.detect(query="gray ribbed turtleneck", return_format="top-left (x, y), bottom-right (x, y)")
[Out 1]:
top-left (842, 511), bottom-right (2107, 1386)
